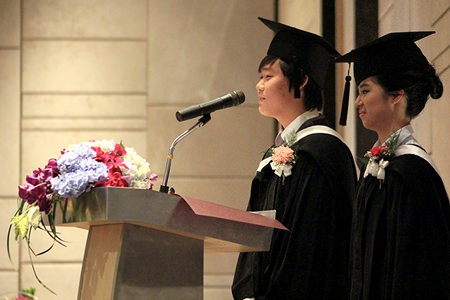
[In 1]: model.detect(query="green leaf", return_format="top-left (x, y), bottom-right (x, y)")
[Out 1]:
top-left (10, 213), bottom-right (29, 239)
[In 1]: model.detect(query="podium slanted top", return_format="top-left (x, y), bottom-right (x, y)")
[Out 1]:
top-left (57, 187), bottom-right (287, 252)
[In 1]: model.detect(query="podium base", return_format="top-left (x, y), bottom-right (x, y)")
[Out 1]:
top-left (78, 223), bottom-right (204, 300)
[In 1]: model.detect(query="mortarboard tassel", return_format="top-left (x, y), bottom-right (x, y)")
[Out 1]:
top-left (339, 64), bottom-right (351, 126)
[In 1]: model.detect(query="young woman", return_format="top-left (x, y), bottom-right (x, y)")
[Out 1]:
top-left (338, 32), bottom-right (450, 300)
top-left (232, 18), bottom-right (356, 300)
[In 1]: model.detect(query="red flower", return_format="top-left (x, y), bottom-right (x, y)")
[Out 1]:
top-left (370, 145), bottom-right (390, 157)
top-left (113, 143), bottom-right (127, 156)
top-left (91, 145), bottom-right (130, 187)
top-left (103, 170), bottom-right (129, 187)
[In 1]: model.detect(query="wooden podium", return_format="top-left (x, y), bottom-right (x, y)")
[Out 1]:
top-left (57, 187), bottom-right (286, 300)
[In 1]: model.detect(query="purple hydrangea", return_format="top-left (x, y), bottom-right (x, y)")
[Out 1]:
top-left (50, 144), bottom-right (108, 199)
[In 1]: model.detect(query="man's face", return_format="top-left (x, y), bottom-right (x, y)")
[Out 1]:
top-left (256, 59), bottom-right (297, 122)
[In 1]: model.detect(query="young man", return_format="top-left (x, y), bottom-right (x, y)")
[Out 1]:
top-left (232, 18), bottom-right (356, 300)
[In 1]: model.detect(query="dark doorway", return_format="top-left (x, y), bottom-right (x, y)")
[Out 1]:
top-left (322, 0), bottom-right (337, 128)
top-left (355, 0), bottom-right (378, 165)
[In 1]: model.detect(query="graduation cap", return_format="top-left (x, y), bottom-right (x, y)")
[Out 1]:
top-left (336, 31), bottom-right (434, 125)
top-left (259, 17), bottom-right (340, 93)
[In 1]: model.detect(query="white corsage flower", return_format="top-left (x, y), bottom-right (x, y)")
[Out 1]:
top-left (363, 131), bottom-right (400, 188)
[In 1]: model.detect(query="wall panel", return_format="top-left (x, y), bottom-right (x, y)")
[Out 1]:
top-left (0, 0), bottom-right (20, 46)
top-left (0, 200), bottom-right (19, 269)
top-left (21, 263), bottom-right (82, 299)
top-left (0, 50), bottom-right (20, 196)
top-left (0, 271), bottom-right (19, 299)
top-left (22, 41), bottom-right (146, 92)
top-left (148, 0), bottom-right (273, 104)
top-left (0, 1), bottom-right (21, 297)
top-left (432, 47), bottom-right (450, 189)
top-left (23, 95), bottom-right (147, 117)
top-left (23, 0), bottom-right (147, 39)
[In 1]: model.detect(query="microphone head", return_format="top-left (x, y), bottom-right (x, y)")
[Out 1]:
top-left (175, 90), bottom-right (246, 122)
top-left (230, 90), bottom-right (246, 105)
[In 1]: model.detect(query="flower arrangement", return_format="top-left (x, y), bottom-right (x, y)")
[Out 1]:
top-left (270, 131), bottom-right (298, 183)
top-left (8, 140), bottom-right (157, 292)
top-left (0, 287), bottom-right (36, 300)
top-left (363, 131), bottom-right (399, 187)
top-left (16, 287), bottom-right (37, 300)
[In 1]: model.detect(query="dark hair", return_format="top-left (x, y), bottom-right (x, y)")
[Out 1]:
top-left (258, 55), bottom-right (324, 111)
top-left (374, 64), bottom-right (443, 118)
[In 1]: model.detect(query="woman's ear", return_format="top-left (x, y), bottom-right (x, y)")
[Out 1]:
top-left (391, 90), bottom-right (405, 105)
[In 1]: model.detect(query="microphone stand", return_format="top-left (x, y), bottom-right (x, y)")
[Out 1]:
top-left (159, 114), bottom-right (212, 193)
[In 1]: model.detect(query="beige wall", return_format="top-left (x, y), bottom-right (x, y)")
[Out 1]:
top-left (279, 0), bottom-right (322, 33)
top-left (0, 0), bottom-right (21, 297)
top-left (0, 0), bottom-right (274, 299)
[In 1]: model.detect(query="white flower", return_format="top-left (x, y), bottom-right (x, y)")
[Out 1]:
top-left (122, 147), bottom-right (153, 188)
top-left (270, 162), bottom-right (293, 178)
top-left (27, 205), bottom-right (42, 229)
top-left (377, 159), bottom-right (389, 180)
top-left (364, 158), bottom-right (390, 180)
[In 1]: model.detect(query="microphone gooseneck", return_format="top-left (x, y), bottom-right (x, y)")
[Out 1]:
top-left (159, 114), bottom-right (211, 193)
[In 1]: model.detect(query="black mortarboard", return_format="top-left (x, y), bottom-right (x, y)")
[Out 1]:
top-left (337, 31), bottom-right (434, 85)
top-left (259, 17), bottom-right (340, 91)
top-left (336, 31), bottom-right (434, 125)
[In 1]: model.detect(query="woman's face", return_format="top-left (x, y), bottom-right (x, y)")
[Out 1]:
top-left (355, 77), bottom-right (397, 133)
top-left (256, 59), bottom-right (297, 121)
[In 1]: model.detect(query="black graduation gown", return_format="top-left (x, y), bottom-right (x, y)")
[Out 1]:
top-left (232, 116), bottom-right (357, 300)
top-left (350, 153), bottom-right (450, 300)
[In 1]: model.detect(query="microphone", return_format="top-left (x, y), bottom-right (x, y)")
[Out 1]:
top-left (176, 90), bottom-right (245, 121)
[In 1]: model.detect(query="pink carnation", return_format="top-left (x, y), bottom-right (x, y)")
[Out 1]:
top-left (272, 146), bottom-right (295, 164)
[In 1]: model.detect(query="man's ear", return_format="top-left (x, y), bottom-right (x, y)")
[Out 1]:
top-left (300, 75), bottom-right (309, 89)
top-left (295, 75), bottom-right (309, 99)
